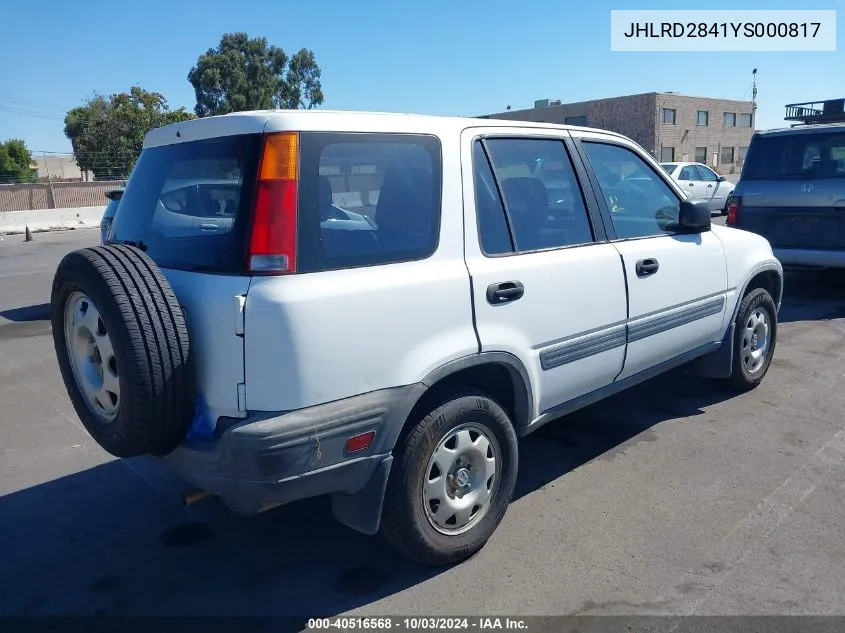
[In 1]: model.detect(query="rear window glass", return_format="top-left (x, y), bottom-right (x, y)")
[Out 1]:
top-left (743, 131), bottom-right (845, 180)
top-left (296, 133), bottom-right (442, 273)
top-left (109, 134), bottom-right (261, 273)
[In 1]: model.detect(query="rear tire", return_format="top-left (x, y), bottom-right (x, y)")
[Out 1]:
top-left (725, 288), bottom-right (777, 391)
top-left (380, 390), bottom-right (518, 566)
top-left (51, 245), bottom-right (195, 458)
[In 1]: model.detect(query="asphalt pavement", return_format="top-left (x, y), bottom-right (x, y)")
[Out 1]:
top-left (1, 226), bottom-right (844, 622)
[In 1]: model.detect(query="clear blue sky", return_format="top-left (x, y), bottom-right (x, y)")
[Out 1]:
top-left (1, 0), bottom-right (842, 154)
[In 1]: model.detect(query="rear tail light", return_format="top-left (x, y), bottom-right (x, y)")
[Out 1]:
top-left (727, 196), bottom-right (740, 226)
top-left (248, 132), bottom-right (299, 274)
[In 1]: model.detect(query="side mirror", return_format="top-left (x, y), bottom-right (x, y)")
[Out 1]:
top-left (717, 175), bottom-right (727, 182)
top-left (678, 199), bottom-right (711, 233)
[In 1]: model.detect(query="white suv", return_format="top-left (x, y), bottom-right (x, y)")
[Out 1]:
top-left (50, 111), bottom-right (783, 566)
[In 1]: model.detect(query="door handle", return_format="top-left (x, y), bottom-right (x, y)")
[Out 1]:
top-left (635, 258), bottom-right (660, 277)
top-left (487, 281), bottom-right (524, 304)
top-left (688, 183), bottom-right (695, 187)
top-left (707, 184), bottom-right (713, 188)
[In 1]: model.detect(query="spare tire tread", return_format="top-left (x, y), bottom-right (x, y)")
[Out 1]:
top-left (102, 247), bottom-right (173, 429)
top-left (51, 245), bottom-right (195, 457)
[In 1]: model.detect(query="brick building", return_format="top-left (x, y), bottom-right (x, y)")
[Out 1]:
top-left (479, 92), bottom-right (755, 174)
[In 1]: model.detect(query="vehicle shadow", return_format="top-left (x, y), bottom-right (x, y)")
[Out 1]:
top-left (0, 369), bottom-right (732, 620)
top-left (778, 270), bottom-right (845, 323)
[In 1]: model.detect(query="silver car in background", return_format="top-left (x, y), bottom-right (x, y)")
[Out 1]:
top-left (728, 123), bottom-right (845, 269)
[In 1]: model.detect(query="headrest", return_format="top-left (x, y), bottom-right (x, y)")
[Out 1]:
top-left (318, 175), bottom-right (333, 207)
top-left (375, 166), bottom-right (433, 235)
top-left (499, 177), bottom-right (549, 215)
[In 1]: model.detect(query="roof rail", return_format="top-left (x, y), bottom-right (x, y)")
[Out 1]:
top-left (784, 99), bottom-right (845, 125)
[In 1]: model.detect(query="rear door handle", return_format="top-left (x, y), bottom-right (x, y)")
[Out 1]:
top-left (635, 258), bottom-right (659, 277)
top-left (487, 281), bottom-right (524, 304)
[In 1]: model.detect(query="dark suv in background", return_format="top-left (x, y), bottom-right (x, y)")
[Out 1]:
top-left (728, 107), bottom-right (845, 270)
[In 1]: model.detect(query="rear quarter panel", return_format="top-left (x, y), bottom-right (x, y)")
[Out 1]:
top-left (244, 128), bottom-right (478, 412)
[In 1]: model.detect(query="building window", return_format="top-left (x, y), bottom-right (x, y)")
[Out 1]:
top-left (724, 112), bottom-right (737, 127)
top-left (564, 115), bottom-right (587, 126)
top-left (695, 147), bottom-right (707, 163)
top-left (740, 113), bottom-right (753, 127)
top-left (738, 146), bottom-right (749, 163)
top-left (662, 108), bottom-right (676, 124)
top-left (660, 146), bottom-right (675, 162)
top-left (720, 146), bottom-right (735, 165)
top-left (697, 111), bottom-right (709, 126)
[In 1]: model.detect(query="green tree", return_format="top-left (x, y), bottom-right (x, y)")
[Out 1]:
top-left (188, 32), bottom-right (324, 117)
top-left (64, 87), bottom-right (195, 180)
top-left (0, 138), bottom-right (37, 184)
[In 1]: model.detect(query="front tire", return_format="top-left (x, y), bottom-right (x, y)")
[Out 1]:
top-left (726, 288), bottom-right (777, 391)
top-left (380, 390), bottom-right (519, 566)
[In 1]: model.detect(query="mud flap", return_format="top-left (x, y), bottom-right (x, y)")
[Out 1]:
top-left (687, 322), bottom-right (735, 379)
top-left (331, 455), bottom-right (393, 535)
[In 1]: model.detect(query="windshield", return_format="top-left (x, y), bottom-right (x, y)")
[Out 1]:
top-left (742, 131), bottom-right (845, 180)
top-left (108, 134), bottom-right (262, 273)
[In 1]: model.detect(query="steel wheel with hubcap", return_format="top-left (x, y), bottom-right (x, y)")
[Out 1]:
top-left (740, 306), bottom-right (771, 375)
top-left (423, 424), bottom-right (501, 535)
top-left (64, 291), bottom-right (120, 422)
top-left (381, 390), bottom-right (519, 566)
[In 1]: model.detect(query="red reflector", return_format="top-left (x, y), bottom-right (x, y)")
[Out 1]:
top-left (346, 431), bottom-right (375, 453)
top-left (727, 200), bottom-right (739, 226)
top-left (248, 178), bottom-right (298, 274)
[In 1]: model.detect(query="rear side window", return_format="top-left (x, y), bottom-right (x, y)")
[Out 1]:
top-left (109, 134), bottom-right (262, 273)
top-left (743, 131), bottom-right (845, 180)
top-left (297, 133), bottom-right (442, 273)
top-left (472, 137), bottom-right (594, 254)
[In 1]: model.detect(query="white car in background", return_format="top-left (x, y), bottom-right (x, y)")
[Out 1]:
top-left (660, 162), bottom-right (735, 215)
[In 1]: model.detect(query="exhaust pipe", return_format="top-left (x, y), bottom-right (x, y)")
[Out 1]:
top-left (181, 488), bottom-right (212, 506)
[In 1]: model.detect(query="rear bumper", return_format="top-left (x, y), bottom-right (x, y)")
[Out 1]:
top-left (773, 248), bottom-right (845, 269)
top-left (159, 383), bottom-right (425, 534)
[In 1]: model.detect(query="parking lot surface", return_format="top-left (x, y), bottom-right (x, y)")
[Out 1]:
top-left (1, 226), bottom-right (844, 620)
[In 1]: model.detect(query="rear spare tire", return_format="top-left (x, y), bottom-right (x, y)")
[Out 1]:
top-left (51, 245), bottom-right (196, 457)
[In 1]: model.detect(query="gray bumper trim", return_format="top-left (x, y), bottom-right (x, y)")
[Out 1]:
top-left (160, 383), bottom-right (425, 518)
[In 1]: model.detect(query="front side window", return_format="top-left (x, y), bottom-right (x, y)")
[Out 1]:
top-left (297, 133), bottom-right (442, 273)
top-left (582, 141), bottom-right (681, 240)
top-left (474, 138), bottom-right (594, 253)
top-left (696, 165), bottom-right (719, 182)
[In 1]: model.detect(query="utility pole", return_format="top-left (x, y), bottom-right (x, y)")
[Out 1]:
top-left (752, 68), bottom-right (758, 121)
top-left (43, 151), bottom-right (57, 209)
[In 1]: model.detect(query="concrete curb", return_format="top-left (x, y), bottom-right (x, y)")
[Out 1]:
top-left (0, 206), bottom-right (105, 235)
